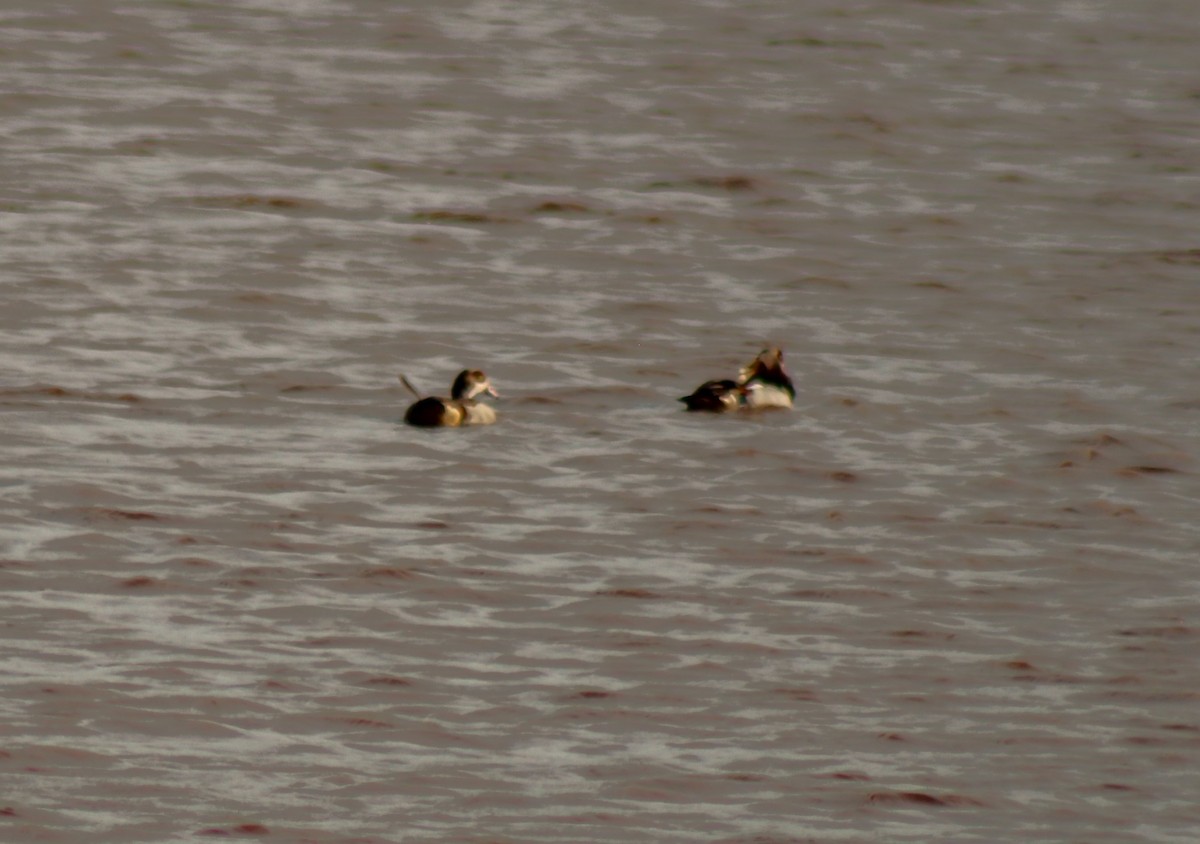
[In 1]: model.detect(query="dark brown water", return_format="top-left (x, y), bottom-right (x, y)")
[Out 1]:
top-left (2, 1), bottom-right (1199, 842)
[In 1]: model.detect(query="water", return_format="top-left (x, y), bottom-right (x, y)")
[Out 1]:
top-left (2, 1), bottom-right (1199, 842)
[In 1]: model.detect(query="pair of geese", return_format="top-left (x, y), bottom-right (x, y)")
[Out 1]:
top-left (401, 347), bottom-right (795, 427)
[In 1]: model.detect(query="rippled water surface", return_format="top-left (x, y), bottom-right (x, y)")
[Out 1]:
top-left (3, 1), bottom-right (1200, 842)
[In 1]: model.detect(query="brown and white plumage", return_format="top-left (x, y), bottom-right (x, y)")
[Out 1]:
top-left (679, 347), bottom-right (794, 412)
top-left (737, 347), bottom-right (794, 409)
top-left (402, 369), bottom-right (499, 427)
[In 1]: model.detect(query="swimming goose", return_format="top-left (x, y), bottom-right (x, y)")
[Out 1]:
top-left (679, 347), bottom-right (794, 412)
top-left (402, 369), bottom-right (499, 427)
